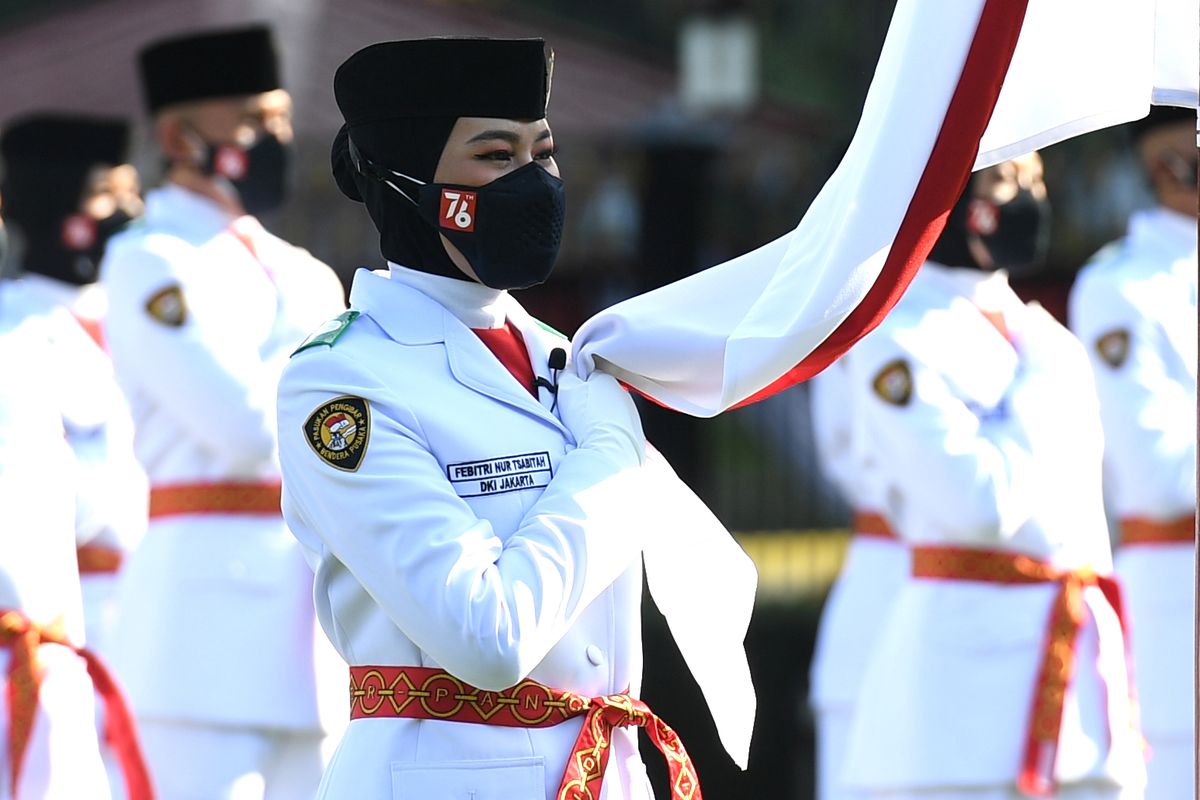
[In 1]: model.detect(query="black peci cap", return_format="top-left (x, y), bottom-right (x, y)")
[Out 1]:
top-left (1, 113), bottom-right (129, 167)
top-left (334, 38), bottom-right (553, 129)
top-left (138, 25), bottom-right (281, 114)
top-left (0, 113), bottom-right (131, 232)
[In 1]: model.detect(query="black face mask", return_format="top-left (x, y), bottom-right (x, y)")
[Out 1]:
top-left (415, 164), bottom-right (566, 290)
top-left (964, 188), bottom-right (1050, 275)
top-left (24, 208), bottom-right (134, 285)
top-left (353, 141), bottom-right (566, 290)
top-left (198, 132), bottom-right (291, 216)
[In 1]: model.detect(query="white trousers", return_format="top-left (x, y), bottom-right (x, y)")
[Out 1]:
top-left (864, 783), bottom-right (1139, 800)
top-left (817, 706), bottom-right (869, 800)
top-left (137, 720), bottom-right (324, 800)
top-left (1144, 736), bottom-right (1195, 800)
top-left (0, 647), bottom-right (109, 800)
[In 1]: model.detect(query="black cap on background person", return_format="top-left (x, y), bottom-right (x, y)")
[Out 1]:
top-left (138, 25), bottom-right (294, 217)
top-left (0, 114), bottom-right (139, 285)
top-left (330, 38), bottom-right (564, 289)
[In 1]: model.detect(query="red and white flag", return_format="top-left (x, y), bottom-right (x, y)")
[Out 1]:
top-left (570, 0), bottom-right (1198, 774)
top-left (572, 0), bottom-right (1198, 415)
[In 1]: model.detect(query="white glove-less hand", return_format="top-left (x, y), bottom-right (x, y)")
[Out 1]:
top-left (556, 371), bottom-right (646, 469)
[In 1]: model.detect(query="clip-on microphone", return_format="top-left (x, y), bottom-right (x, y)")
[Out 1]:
top-left (535, 348), bottom-right (567, 410)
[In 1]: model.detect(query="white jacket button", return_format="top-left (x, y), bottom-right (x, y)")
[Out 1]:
top-left (585, 645), bottom-right (604, 666)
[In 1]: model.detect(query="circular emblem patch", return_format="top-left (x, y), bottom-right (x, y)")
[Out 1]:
top-left (305, 395), bottom-right (370, 472)
top-left (1095, 329), bottom-right (1130, 369)
top-left (872, 358), bottom-right (914, 406)
top-left (145, 284), bottom-right (188, 327)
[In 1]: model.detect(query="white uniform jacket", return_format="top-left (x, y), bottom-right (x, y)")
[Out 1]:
top-left (840, 263), bottom-right (1144, 791)
top-left (1069, 206), bottom-right (1197, 740)
top-left (1, 276), bottom-right (144, 558)
top-left (100, 185), bottom-right (346, 729)
top-left (808, 364), bottom-right (909, 713)
top-left (3, 273), bottom-right (146, 655)
top-left (278, 267), bottom-right (660, 800)
top-left (0, 303), bottom-right (108, 799)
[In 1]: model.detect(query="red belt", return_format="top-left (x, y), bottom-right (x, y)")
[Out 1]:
top-left (0, 610), bottom-right (152, 800)
top-left (853, 510), bottom-right (898, 540)
top-left (1121, 515), bottom-right (1195, 547)
top-left (149, 480), bottom-right (281, 519)
top-left (349, 665), bottom-right (701, 800)
top-left (912, 546), bottom-right (1134, 798)
top-left (77, 543), bottom-right (123, 575)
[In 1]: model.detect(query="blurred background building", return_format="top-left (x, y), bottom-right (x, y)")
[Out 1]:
top-left (0, 1), bottom-right (1157, 796)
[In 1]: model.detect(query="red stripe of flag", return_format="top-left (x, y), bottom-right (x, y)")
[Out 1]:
top-left (733, 0), bottom-right (1030, 409)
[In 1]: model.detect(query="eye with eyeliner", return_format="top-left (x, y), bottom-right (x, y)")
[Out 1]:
top-left (475, 150), bottom-right (514, 162)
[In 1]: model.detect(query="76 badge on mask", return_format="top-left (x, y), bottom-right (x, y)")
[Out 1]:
top-left (305, 395), bottom-right (370, 471)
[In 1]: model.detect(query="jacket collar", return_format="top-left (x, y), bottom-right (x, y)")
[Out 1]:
top-left (144, 183), bottom-right (236, 241)
top-left (347, 266), bottom-right (569, 432)
top-left (1128, 206), bottom-right (1197, 261)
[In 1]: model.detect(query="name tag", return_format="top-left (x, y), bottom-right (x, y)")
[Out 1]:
top-left (447, 451), bottom-right (554, 498)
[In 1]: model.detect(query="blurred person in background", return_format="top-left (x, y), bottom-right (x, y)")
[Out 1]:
top-left (838, 153), bottom-right (1146, 800)
top-left (807, 359), bottom-right (909, 800)
top-left (100, 25), bottom-right (346, 800)
top-left (1068, 105), bottom-right (1197, 800)
top-left (0, 113), bottom-right (149, 800)
top-left (0, 195), bottom-right (151, 800)
top-left (0, 112), bottom-right (147, 670)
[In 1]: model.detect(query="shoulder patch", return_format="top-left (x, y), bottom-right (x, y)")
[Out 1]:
top-left (293, 311), bottom-right (361, 356)
top-left (872, 359), bottom-right (913, 406)
top-left (305, 395), bottom-right (370, 472)
top-left (145, 284), bottom-right (187, 327)
top-left (1095, 328), bottom-right (1130, 369)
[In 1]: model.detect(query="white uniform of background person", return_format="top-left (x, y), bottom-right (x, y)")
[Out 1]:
top-left (3, 274), bottom-right (146, 657)
top-left (278, 265), bottom-right (663, 800)
top-left (101, 183), bottom-right (347, 796)
top-left (0, 113), bottom-right (147, 679)
top-left (808, 363), bottom-right (910, 800)
top-left (1069, 205), bottom-right (1197, 799)
top-left (840, 262), bottom-right (1145, 800)
top-left (0, 298), bottom-right (110, 800)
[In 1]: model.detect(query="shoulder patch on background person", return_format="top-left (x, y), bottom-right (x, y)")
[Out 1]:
top-left (1095, 329), bottom-right (1130, 369)
top-left (293, 311), bottom-right (362, 356)
top-left (305, 395), bottom-right (370, 472)
top-left (145, 284), bottom-right (187, 327)
top-left (872, 359), bottom-right (913, 406)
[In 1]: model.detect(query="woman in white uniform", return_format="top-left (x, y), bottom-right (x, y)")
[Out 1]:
top-left (277, 38), bottom-right (702, 800)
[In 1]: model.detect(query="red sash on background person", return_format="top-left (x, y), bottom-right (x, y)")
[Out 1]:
top-left (853, 510), bottom-right (898, 541)
top-left (1120, 515), bottom-right (1196, 547)
top-left (148, 480), bottom-right (282, 519)
top-left (349, 665), bottom-right (701, 800)
top-left (0, 610), bottom-right (153, 800)
top-left (911, 546), bottom-right (1136, 798)
top-left (76, 543), bottom-right (124, 575)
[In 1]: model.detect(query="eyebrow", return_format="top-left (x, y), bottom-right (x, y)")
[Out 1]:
top-left (465, 129), bottom-right (553, 145)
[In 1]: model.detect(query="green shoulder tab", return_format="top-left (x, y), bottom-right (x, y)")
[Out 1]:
top-left (534, 318), bottom-right (569, 342)
top-left (292, 311), bottom-right (361, 356)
